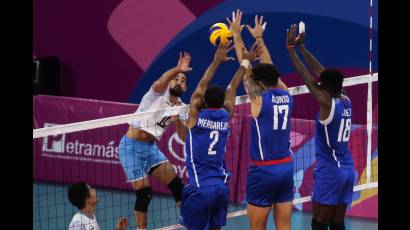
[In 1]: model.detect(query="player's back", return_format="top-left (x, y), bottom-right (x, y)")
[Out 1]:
top-left (246, 89), bottom-right (295, 207)
top-left (250, 89), bottom-right (294, 161)
top-left (185, 108), bottom-right (230, 187)
top-left (315, 95), bottom-right (354, 168)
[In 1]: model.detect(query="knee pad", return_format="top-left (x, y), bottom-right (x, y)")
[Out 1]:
top-left (329, 221), bottom-right (345, 230)
top-left (167, 177), bottom-right (184, 203)
top-left (311, 218), bottom-right (329, 230)
top-left (134, 187), bottom-right (152, 212)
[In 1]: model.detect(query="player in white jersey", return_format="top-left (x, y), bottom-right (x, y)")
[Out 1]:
top-left (68, 182), bottom-right (128, 230)
top-left (118, 52), bottom-right (192, 229)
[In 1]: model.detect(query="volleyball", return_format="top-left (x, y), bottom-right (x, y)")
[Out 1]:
top-left (209, 22), bottom-right (232, 47)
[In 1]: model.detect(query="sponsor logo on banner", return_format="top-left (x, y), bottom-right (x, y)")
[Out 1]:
top-left (167, 132), bottom-right (188, 179)
top-left (41, 123), bottom-right (120, 164)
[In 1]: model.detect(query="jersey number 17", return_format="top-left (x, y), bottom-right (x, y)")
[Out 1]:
top-left (273, 105), bottom-right (289, 130)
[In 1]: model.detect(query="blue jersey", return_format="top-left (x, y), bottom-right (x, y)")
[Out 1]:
top-left (315, 95), bottom-right (354, 168)
top-left (250, 89), bottom-right (294, 161)
top-left (186, 108), bottom-right (231, 187)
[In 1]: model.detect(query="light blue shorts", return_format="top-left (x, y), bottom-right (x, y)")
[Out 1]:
top-left (118, 135), bottom-right (168, 182)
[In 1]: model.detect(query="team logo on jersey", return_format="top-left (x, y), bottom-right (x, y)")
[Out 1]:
top-left (156, 116), bottom-right (177, 129)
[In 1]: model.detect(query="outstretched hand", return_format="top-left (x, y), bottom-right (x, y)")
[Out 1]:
top-left (246, 15), bottom-right (267, 39)
top-left (241, 43), bottom-right (261, 62)
top-left (214, 41), bottom-right (235, 62)
top-left (296, 31), bottom-right (305, 46)
top-left (286, 24), bottom-right (305, 48)
top-left (226, 9), bottom-right (245, 35)
top-left (176, 52), bottom-right (193, 72)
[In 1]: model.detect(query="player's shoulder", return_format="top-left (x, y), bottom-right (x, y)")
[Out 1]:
top-left (339, 94), bottom-right (352, 106)
top-left (218, 108), bottom-right (230, 119)
top-left (341, 94), bottom-right (351, 101)
top-left (71, 212), bottom-right (85, 221)
top-left (69, 218), bottom-right (84, 230)
top-left (71, 212), bottom-right (82, 220)
top-left (202, 108), bottom-right (229, 115)
top-left (146, 86), bottom-right (166, 98)
top-left (138, 87), bottom-right (167, 111)
top-left (195, 109), bottom-right (229, 126)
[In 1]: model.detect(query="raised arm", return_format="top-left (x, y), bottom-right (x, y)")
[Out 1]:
top-left (296, 31), bottom-right (325, 77)
top-left (246, 15), bottom-right (271, 64)
top-left (286, 24), bottom-right (331, 108)
top-left (224, 44), bottom-right (260, 117)
top-left (187, 44), bottom-right (235, 128)
top-left (226, 9), bottom-right (247, 62)
top-left (246, 15), bottom-right (288, 91)
top-left (151, 52), bottom-right (192, 93)
top-left (226, 10), bottom-right (263, 100)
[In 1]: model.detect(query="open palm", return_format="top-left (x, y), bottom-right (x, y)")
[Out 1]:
top-left (177, 52), bottom-right (193, 72)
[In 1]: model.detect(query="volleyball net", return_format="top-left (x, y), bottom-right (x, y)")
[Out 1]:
top-left (33, 73), bottom-right (378, 229)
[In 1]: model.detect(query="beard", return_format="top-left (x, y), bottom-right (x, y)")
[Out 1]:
top-left (169, 86), bottom-right (182, 97)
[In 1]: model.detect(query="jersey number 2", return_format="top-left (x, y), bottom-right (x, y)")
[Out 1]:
top-left (208, 130), bottom-right (219, 155)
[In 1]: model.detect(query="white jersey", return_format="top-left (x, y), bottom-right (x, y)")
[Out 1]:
top-left (130, 86), bottom-right (188, 140)
top-left (68, 212), bottom-right (100, 230)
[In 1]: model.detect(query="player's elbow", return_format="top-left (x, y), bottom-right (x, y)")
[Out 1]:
top-left (225, 85), bottom-right (233, 94)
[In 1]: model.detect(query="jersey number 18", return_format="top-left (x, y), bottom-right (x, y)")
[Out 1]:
top-left (337, 118), bottom-right (351, 142)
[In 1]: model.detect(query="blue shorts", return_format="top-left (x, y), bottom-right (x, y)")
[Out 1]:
top-left (246, 161), bottom-right (294, 207)
top-left (179, 184), bottom-right (229, 230)
top-left (312, 163), bottom-right (355, 205)
top-left (118, 135), bottom-right (168, 182)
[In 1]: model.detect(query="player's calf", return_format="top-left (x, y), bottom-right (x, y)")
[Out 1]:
top-left (134, 187), bottom-right (152, 229)
top-left (149, 162), bottom-right (184, 204)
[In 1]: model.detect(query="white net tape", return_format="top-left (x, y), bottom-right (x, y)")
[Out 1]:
top-left (33, 73), bottom-right (378, 230)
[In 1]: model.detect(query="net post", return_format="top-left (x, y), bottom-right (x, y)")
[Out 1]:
top-left (366, 0), bottom-right (373, 185)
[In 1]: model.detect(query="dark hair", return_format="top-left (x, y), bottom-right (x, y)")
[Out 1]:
top-left (204, 85), bottom-right (225, 108)
top-left (319, 69), bottom-right (344, 97)
top-left (251, 63), bottom-right (280, 87)
top-left (68, 182), bottom-right (90, 210)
